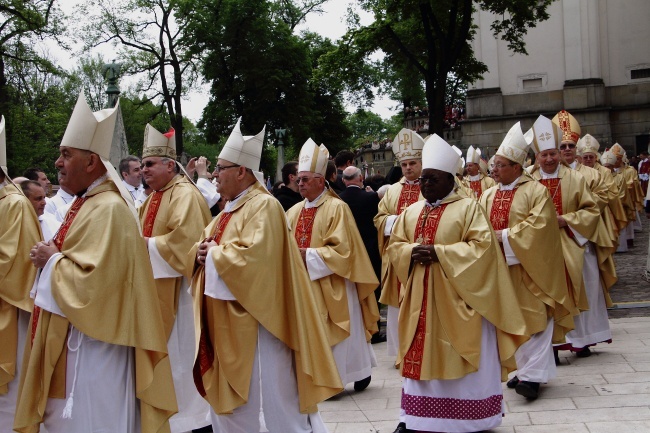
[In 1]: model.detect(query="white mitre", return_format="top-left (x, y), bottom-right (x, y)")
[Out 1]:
top-left (422, 134), bottom-right (461, 175)
top-left (529, 115), bottom-right (562, 154)
top-left (298, 138), bottom-right (329, 176)
top-left (392, 128), bottom-right (425, 162)
top-left (142, 124), bottom-right (177, 159)
top-left (466, 146), bottom-right (481, 164)
top-left (601, 150), bottom-right (617, 165)
top-left (496, 122), bottom-right (530, 166)
top-left (60, 92), bottom-right (139, 226)
top-left (577, 134), bottom-right (600, 156)
top-left (610, 143), bottom-right (625, 158)
top-left (218, 117), bottom-right (266, 171)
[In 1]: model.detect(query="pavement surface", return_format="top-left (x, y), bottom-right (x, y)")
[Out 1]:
top-left (319, 219), bottom-right (650, 432)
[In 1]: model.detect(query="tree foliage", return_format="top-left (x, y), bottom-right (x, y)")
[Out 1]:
top-left (320, 0), bottom-right (553, 135)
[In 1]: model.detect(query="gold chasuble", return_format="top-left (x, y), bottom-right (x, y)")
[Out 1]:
top-left (480, 175), bottom-right (576, 344)
top-left (14, 180), bottom-right (177, 433)
top-left (464, 174), bottom-right (496, 200)
top-left (614, 169), bottom-right (636, 222)
top-left (139, 174), bottom-right (211, 337)
top-left (595, 163), bottom-right (628, 231)
top-left (529, 165), bottom-right (600, 313)
top-left (623, 165), bottom-right (644, 211)
top-left (375, 179), bottom-right (423, 308)
top-left (189, 182), bottom-right (342, 415)
top-left (0, 184), bottom-right (41, 394)
top-left (286, 190), bottom-right (380, 345)
top-left (386, 192), bottom-right (528, 382)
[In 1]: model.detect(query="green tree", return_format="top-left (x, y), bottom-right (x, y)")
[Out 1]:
top-left (345, 108), bottom-right (388, 148)
top-left (321, 0), bottom-right (553, 135)
top-left (77, 0), bottom-right (199, 155)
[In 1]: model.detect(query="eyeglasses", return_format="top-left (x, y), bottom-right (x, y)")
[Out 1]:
top-left (141, 160), bottom-right (160, 168)
top-left (214, 164), bottom-right (240, 173)
top-left (559, 143), bottom-right (576, 150)
top-left (492, 162), bottom-right (514, 169)
top-left (417, 176), bottom-right (439, 184)
top-left (296, 176), bottom-right (316, 184)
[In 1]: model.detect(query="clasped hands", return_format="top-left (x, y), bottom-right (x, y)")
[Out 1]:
top-left (196, 238), bottom-right (217, 266)
top-left (411, 244), bottom-right (438, 266)
top-left (30, 241), bottom-right (60, 268)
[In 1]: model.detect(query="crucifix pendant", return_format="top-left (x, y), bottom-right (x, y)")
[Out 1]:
top-left (416, 236), bottom-right (424, 243)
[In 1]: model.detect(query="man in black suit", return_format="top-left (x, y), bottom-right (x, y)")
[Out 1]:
top-left (339, 166), bottom-right (386, 343)
top-left (333, 150), bottom-right (355, 193)
top-left (274, 161), bottom-right (303, 211)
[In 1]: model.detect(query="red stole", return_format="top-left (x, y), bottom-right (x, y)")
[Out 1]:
top-left (469, 180), bottom-right (482, 198)
top-left (294, 207), bottom-right (318, 248)
top-left (31, 197), bottom-right (87, 344)
top-left (194, 211), bottom-right (234, 396)
top-left (539, 178), bottom-right (563, 215)
top-left (142, 191), bottom-right (164, 237)
top-left (489, 189), bottom-right (516, 231)
top-left (397, 182), bottom-right (420, 215)
top-left (402, 203), bottom-right (448, 380)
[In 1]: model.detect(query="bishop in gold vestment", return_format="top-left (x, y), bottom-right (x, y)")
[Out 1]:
top-left (0, 173), bottom-right (41, 432)
top-left (387, 134), bottom-right (528, 433)
top-left (140, 124), bottom-right (213, 433)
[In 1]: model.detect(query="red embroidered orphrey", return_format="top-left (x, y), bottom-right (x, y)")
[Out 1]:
top-left (142, 191), bottom-right (164, 237)
top-left (193, 211), bottom-right (234, 397)
top-left (402, 204), bottom-right (448, 380)
top-left (469, 180), bottom-right (482, 199)
top-left (294, 207), bottom-right (318, 248)
top-left (539, 178), bottom-right (563, 215)
top-left (397, 182), bottom-right (421, 215)
top-left (31, 197), bottom-right (87, 345)
top-left (489, 190), bottom-right (517, 231)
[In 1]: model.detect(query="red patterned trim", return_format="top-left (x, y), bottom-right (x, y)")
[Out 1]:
top-left (402, 389), bottom-right (503, 420)
top-left (539, 178), bottom-right (563, 215)
top-left (469, 180), bottom-right (482, 199)
top-left (142, 191), bottom-right (164, 237)
top-left (294, 207), bottom-right (318, 248)
top-left (397, 183), bottom-right (421, 215)
top-left (402, 204), bottom-right (447, 380)
top-left (489, 190), bottom-right (516, 231)
top-left (31, 197), bottom-right (87, 345)
top-left (194, 211), bottom-right (234, 396)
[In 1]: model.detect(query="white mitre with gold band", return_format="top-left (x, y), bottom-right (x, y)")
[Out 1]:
top-left (529, 115), bottom-right (562, 154)
top-left (142, 124), bottom-right (177, 159)
top-left (218, 117), bottom-right (265, 172)
top-left (610, 143), bottom-right (625, 158)
top-left (393, 128), bottom-right (424, 162)
top-left (60, 92), bottom-right (139, 227)
top-left (577, 134), bottom-right (600, 156)
top-left (422, 134), bottom-right (460, 175)
top-left (466, 146), bottom-right (481, 164)
top-left (601, 150), bottom-right (617, 166)
top-left (298, 138), bottom-right (329, 176)
top-left (479, 157), bottom-right (488, 174)
top-left (552, 110), bottom-right (581, 144)
top-left (496, 122), bottom-right (530, 166)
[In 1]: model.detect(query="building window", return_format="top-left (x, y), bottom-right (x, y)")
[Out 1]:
top-left (631, 68), bottom-right (650, 80)
top-left (523, 78), bottom-right (543, 89)
top-left (517, 73), bottom-right (547, 93)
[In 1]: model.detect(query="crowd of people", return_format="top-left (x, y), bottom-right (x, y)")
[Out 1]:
top-left (404, 104), bottom-right (466, 131)
top-left (0, 96), bottom-right (647, 433)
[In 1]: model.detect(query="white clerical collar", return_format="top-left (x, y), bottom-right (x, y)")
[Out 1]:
top-left (81, 173), bottom-right (109, 198)
top-left (123, 180), bottom-right (142, 192)
top-left (224, 186), bottom-right (251, 212)
top-left (499, 176), bottom-right (521, 191)
top-left (469, 174), bottom-right (481, 181)
top-left (614, 167), bottom-right (621, 173)
top-left (569, 160), bottom-right (578, 170)
top-left (404, 178), bottom-right (419, 185)
top-left (305, 189), bottom-right (327, 209)
top-left (425, 189), bottom-right (453, 208)
top-left (541, 165), bottom-right (560, 179)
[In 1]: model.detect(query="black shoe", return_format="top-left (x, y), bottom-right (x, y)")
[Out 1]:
top-left (392, 422), bottom-right (414, 433)
top-left (354, 376), bottom-right (371, 391)
top-left (576, 347), bottom-right (592, 358)
top-left (554, 348), bottom-right (561, 366)
top-left (506, 375), bottom-right (519, 389)
top-left (371, 332), bottom-right (387, 344)
top-left (515, 381), bottom-right (540, 400)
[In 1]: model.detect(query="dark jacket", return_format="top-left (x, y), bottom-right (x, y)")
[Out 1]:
top-left (274, 185), bottom-right (303, 211)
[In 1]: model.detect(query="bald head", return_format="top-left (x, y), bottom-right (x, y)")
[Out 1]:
top-left (342, 166), bottom-right (363, 188)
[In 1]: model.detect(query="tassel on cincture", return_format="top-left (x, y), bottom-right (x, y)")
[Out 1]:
top-left (259, 408), bottom-right (269, 432)
top-left (61, 393), bottom-right (74, 419)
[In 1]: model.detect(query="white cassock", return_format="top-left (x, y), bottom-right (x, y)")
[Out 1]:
top-left (204, 202), bottom-right (329, 433)
top-left (148, 240), bottom-right (211, 432)
top-left (44, 189), bottom-right (75, 222)
top-left (400, 320), bottom-right (504, 433)
top-left (565, 242), bottom-right (612, 349)
top-left (39, 212), bottom-right (62, 241)
top-left (382, 214), bottom-right (400, 358)
top-left (304, 250), bottom-right (377, 385)
top-left (123, 181), bottom-right (147, 208)
top-left (30, 253), bottom-right (138, 433)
